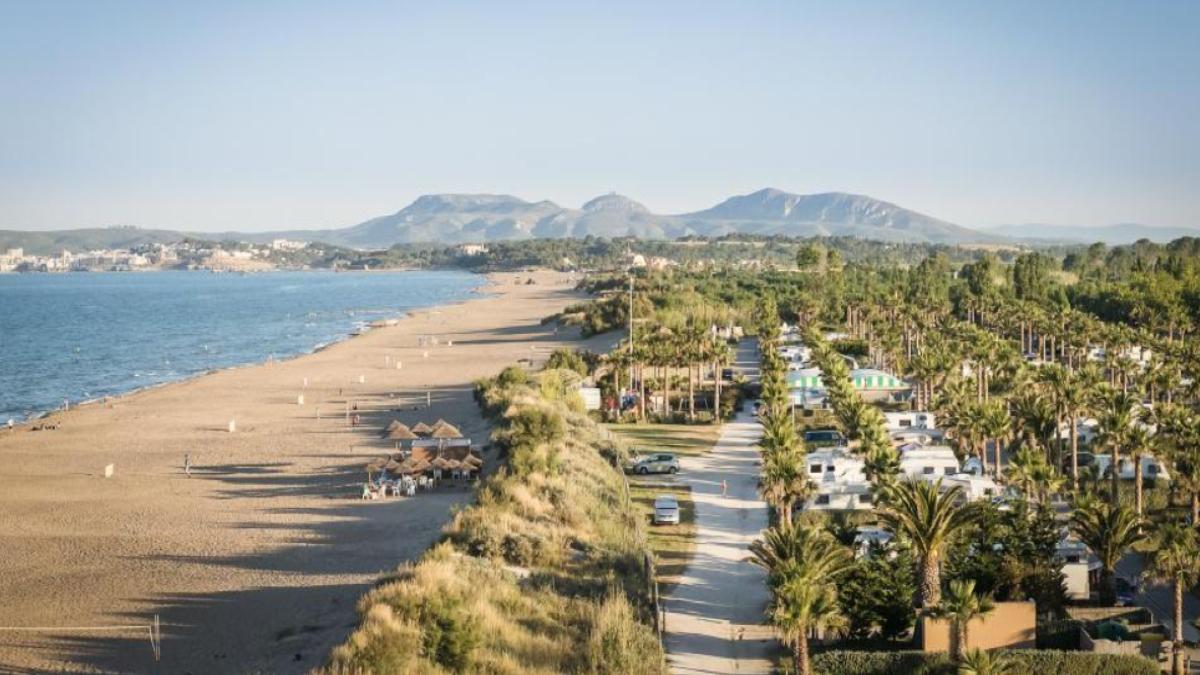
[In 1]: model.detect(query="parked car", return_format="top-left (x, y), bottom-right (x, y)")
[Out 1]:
top-left (652, 495), bottom-right (680, 525)
top-left (630, 453), bottom-right (680, 475)
top-left (1115, 577), bottom-right (1138, 606)
top-left (804, 429), bottom-right (845, 448)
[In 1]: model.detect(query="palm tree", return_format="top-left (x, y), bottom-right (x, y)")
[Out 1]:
top-left (957, 648), bottom-right (1019, 675)
top-left (1005, 446), bottom-right (1047, 502)
top-left (711, 338), bottom-right (732, 422)
top-left (1096, 388), bottom-right (1138, 501)
top-left (1071, 500), bottom-right (1145, 605)
top-left (1041, 364), bottom-right (1091, 490)
top-left (759, 408), bottom-right (799, 454)
top-left (980, 399), bottom-right (1011, 479)
top-left (759, 448), bottom-right (809, 526)
top-left (877, 479), bottom-right (980, 607)
top-left (961, 401), bottom-right (990, 475)
top-left (1125, 425), bottom-right (1155, 521)
top-left (930, 579), bottom-right (996, 661)
top-left (1010, 388), bottom-right (1058, 464)
top-left (1145, 522), bottom-right (1200, 675)
top-left (749, 524), bottom-right (852, 675)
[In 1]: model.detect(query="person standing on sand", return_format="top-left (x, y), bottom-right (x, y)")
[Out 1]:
top-left (720, 479), bottom-right (728, 498)
top-left (184, 453), bottom-right (192, 477)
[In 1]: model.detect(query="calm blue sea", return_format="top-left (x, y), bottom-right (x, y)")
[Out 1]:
top-left (0, 270), bottom-right (482, 422)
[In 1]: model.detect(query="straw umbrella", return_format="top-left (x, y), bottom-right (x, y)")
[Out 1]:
top-left (431, 422), bottom-right (463, 439)
top-left (412, 422), bottom-right (434, 437)
top-left (386, 423), bottom-right (418, 441)
top-left (365, 458), bottom-right (387, 484)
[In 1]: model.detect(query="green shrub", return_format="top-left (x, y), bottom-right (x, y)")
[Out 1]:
top-left (546, 348), bottom-right (593, 375)
top-left (496, 365), bottom-right (529, 387)
top-left (810, 651), bottom-right (948, 675)
top-left (583, 592), bottom-right (663, 675)
top-left (810, 650), bottom-right (1158, 675)
top-left (418, 596), bottom-right (480, 672)
top-left (502, 533), bottom-right (537, 566)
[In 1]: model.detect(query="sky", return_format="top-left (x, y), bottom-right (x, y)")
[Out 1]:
top-left (1, 1), bottom-right (1197, 233)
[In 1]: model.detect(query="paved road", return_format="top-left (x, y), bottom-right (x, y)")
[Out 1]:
top-left (662, 341), bottom-right (778, 674)
top-left (1117, 552), bottom-right (1200, 643)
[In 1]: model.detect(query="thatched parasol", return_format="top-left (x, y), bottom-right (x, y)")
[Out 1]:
top-left (411, 422), bottom-right (434, 437)
top-left (384, 419), bottom-right (404, 433)
top-left (431, 422), bottom-right (463, 439)
top-left (386, 422), bottom-right (418, 440)
top-left (462, 454), bottom-right (483, 468)
top-left (430, 456), bottom-right (454, 470)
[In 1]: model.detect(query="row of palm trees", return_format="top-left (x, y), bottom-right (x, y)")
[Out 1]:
top-left (840, 285), bottom-right (1200, 535)
top-left (839, 284), bottom-right (1200, 675)
top-left (604, 318), bottom-right (733, 421)
top-left (749, 295), bottom-right (1200, 674)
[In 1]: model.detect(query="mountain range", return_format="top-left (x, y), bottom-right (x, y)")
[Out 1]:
top-left (3, 188), bottom-right (1194, 254)
top-left (305, 189), bottom-right (990, 249)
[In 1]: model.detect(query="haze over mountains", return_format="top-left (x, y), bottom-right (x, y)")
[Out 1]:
top-left (3, 188), bottom-right (1195, 255)
top-left (985, 223), bottom-right (1200, 245)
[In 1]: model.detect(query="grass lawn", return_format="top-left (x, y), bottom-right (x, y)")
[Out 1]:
top-left (605, 422), bottom-right (723, 457)
top-left (630, 484), bottom-right (696, 594)
top-left (610, 422), bottom-right (721, 593)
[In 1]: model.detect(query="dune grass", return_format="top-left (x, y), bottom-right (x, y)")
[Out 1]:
top-left (321, 367), bottom-right (665, 674)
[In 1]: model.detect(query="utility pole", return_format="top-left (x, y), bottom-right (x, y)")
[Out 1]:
top-left (628, 272), bottom-right (635, 391)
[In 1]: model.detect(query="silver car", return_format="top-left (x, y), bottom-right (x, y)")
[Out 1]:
top-left (631, 453), bottom-right (679, 475)
top-left (653, 495), bottom-right (680, 525)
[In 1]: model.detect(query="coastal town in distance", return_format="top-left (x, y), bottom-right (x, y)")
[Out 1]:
top-left (2, 2), bottom-right (1198, 675)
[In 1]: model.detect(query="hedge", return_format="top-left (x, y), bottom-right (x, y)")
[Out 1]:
top-left (811, 649), bottom-right (1158, 675)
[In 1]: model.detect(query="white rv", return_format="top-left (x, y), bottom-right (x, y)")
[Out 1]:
top-left (1092, 454), bottom-right (1171, 482)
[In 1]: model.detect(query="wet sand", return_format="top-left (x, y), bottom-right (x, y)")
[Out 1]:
top-left (0, 270), bottom-right (608, 674)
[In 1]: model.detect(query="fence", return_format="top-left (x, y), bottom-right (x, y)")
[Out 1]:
top-left (0, 614), bottom-right (161, 662)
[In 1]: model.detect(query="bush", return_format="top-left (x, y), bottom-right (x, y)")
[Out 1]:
top-left (496, 365), bottom-right (529, 387)
top-left (583, 592), bottom-right (663, 675)
top-left (506, 406), bottom-right (565, 448)
top-left (546, 348), bottom-right (593, 375)
top-left (810, 650), bottom-right (1158, 675)
top-left (810, 651), bottom-right (947, 675)
top-left (418, 596), bottom-right (480, 672)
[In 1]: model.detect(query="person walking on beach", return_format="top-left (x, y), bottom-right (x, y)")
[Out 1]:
top-left (184, 453), bottom-right (192, 477)
top-left (720, 479), bottom-right (728, 498)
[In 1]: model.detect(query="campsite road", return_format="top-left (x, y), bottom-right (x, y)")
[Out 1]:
top-left (662, 341), bottom-right (777, 674)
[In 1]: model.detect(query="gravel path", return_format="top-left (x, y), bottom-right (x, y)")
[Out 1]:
top-left (663, 341), bottom-right (778, 674)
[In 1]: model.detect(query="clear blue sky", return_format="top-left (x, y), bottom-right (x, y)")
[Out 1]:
top-left (1, 0), bottom-right (1197, 232)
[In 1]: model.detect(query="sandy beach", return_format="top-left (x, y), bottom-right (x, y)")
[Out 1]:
top-left (0, 270), bottom-right (610, 674)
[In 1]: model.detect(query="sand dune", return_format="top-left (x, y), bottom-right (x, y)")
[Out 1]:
top-left (0, 270), bottom-right (609, 674)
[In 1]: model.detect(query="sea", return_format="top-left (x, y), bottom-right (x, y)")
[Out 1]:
top-left (0, 270), bottom-right (482, 423)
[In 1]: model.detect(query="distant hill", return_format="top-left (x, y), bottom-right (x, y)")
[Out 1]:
top-left (2, 188), bottom-right (1016, 252)
top-left (320, 188), bottom-right (998, 247)
top-left (987, 223), bottom-right (1200, 245)
top-left (677, 189), bottom-right (987, 244)
top-left (0, 227), bottom-right (186, 256)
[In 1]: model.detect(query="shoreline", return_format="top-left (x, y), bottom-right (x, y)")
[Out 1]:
top-left (2, 270), bottom-right (494, 428)
top-left (0, 269), bottom-right (610, 674)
